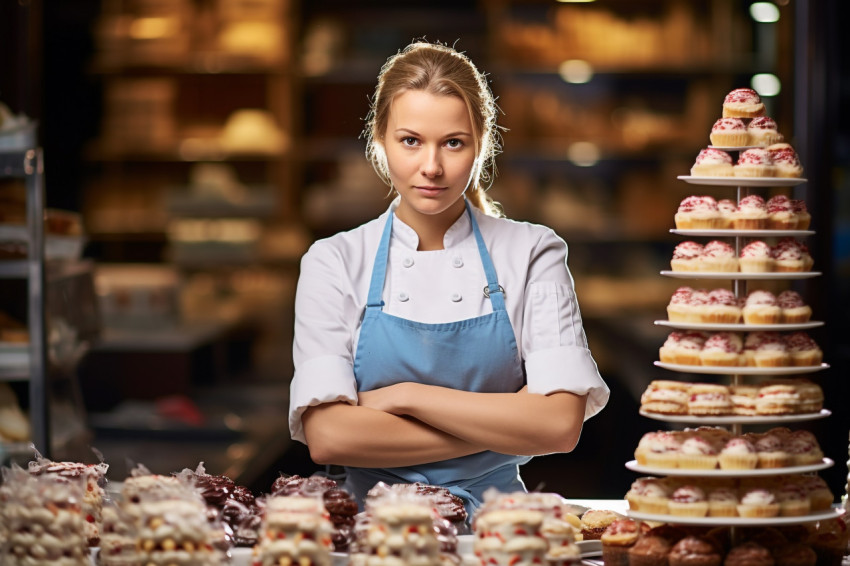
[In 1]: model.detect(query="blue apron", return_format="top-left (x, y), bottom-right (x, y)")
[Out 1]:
top-left (344, 200), bottom-right (530, 518)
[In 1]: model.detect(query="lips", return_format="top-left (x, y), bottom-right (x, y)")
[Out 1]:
top-left (414, 186), bottom-right (447, 196)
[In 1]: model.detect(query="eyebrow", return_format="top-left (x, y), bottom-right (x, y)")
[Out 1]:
top-left (394, 128), bottom-right (472, 138)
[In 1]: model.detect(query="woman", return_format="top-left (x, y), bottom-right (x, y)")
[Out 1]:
top-left (289, 41), bottom-right (609, 515)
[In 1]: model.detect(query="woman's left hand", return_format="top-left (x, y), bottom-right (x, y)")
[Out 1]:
top-left (357, 383), bottom-right (416, 415)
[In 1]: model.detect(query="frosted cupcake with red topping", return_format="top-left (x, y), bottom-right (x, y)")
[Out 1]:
top-left (747, 116), bottom-right (784, 147)
top-left (776, 482), bottom-right (811, 517)
top-left (754, 432), bottom-right (791, 467)
top-left (659, 332), bottom-right (684, 364)
top-left (710, 117), bottom-right (749, 147)
top-left (767, 143), bottom-right (804, 178)
top-left (676, 332), bottom-right (708, 365)
top-left (700, 240), bottom-right (739, 272)
top-left (751, 331), bottom-right (791, 367)
top-left (678, 436), bottom-right (720, 469)
top-left (785, 331), bottom-right (823, 366)
top-left (707, 488), bottom-right (739, 517)
top-left (734, 148), bottom-right (777, 177)
top-left (704, 288), bottom-right (742, 324)
top-left (626, 478), bottom-right (670, 514)
top-left (699, 332), bottom-right (744, 366)
top-left (716, 198), bottom-right (737, 229)
top-left (732, 194), bottom-right (769, 229)
top-left (777, 290), bottom-right (812, 323)
top-left (737, 488), bottom-right (779, 518)
top-left (772, 238), bottom-right (813, 272)
top-left (722, 88), bottom-right (766, 118)
top-left (674, 195), bottom-right (721, 229)
top-left (668, 486), bottom-right (709, 517)
top-left (739, 240), bottom-right (775, 272)
top-left (671, 241), bottom-right (704, 272)
top-left (718, 438), bottom-right (758, 470)
top-left (643, 432), bottom-right (683, 469)
top-left (742, 290), bottom-right (781, 324)
top-left (691, 148), bottom-right (734, 176)
top-left (785, 430), bottom-right (824, 466)
top-left (667, 287), bottom-right (696, 322)
top-left (766, 195), bottom-right (797, 229)
top-left (792, 199), bottom-right (811, 229)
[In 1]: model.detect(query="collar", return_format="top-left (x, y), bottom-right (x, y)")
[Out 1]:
top-left (386, 197), bottom-right (474, 250)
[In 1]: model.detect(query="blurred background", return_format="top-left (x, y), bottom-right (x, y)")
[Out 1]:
top-left (1, 0), bottom-right (848, 501)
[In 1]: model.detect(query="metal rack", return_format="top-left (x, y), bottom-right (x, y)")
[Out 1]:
top-left (0, 148), bottom-right (49, 456)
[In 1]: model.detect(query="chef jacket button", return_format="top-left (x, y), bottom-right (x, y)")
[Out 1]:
top-left (452, 256), bottom-right (463, 268)
top-left (402, 257), bottom-right (414, 268)
top-left (398, 292), bottom-right (409, 302)
top-left (451, 292), bottom-right (462, 302)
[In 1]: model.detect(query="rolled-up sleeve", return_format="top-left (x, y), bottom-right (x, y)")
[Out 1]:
top-left (521, 231), bottom-right (610, 421)
top-left (289, 355), bottom-right (357, 443)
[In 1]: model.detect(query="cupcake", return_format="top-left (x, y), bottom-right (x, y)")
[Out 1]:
top-left (643, 432), bottom-right (682, 469)
top-left (668, 485), bottom-right (709, 517)
top-left (718, 437), bottom-right (758, 470)
top-left (716, 198), bottom-right (737, 229)
top-left (678, 435), bottom-right (720, 469)
top-left (754, 432), bottom-right (791, 467)
top-left (766, 195), bottom-right (797, 230)
top-left (772, 238), bottom-right (813, 272)
top-left (747, 116), bottom-right (784, 147)
top-left (635, 431), bottom-right (672, 464)
top-left (775, 483), bottom-right (812, 517)
top-left (687, 383), bottom-right (732, 415)
top-left (722, 88), bottom-right (766, 118)
top-left (699, 332), bottom-right (743, 366)
top-left (688, 288), bottom-right (710, 322)
top-left (700, 240), bottom-right (739, 272)
top-left (628, 535), bottom-right (672, 566)
top-left (742, 290), bottom-right (781, 324)
top-left (739, 240), bottom-right (775, 272)
top-left (777, 290), bottom-right (812, 323)
top-left (626, 477), bottom-right (670, 515)
top-left (710, 117), bottom-right (749, 147)
top-left (707, 488), bottom-right (739, 517)
top-left (784, 331), bottom-right (823, 366)
top-left (752, 332), bottom-right (791, 367)
top-left (671, 241), bottom-right (704, 272)
top-left (675, 195), bottom-right (721, 229)
top-left (659, 332), bottom-right (685, 365)
top-left (691, 148), bottom-right (734, 176)
top-left (703, 288), bottom-right (742, 324)
top-left (732, 194), bottom-right (769, 229)
top-left (791, 199), bottom-right (811, 229)
top-left (797, 476), bottom-right (833, 511)
top-left (785, 430), bottom-right (824, 465)
top-left (676, 332), bottom-right (708, 365)
top-left (755, 383), bottom-right (800, 416)
top-left (667, 286), bottom-right (695, 322)
top-left (767, 143), bottom-right (804, 178)
top-left (734, 148), bottom-right (777, 177)
top-left (729, 384), bottom-right (759, 415)
top-left (580, 509), bottom-right (621, 541)
top-left (724, 541), bottom-right (775, 566)
top-left (737, 488), bottom-right (780, 518)
top-left (793, 379), bottom-right (824, 413)
top-left (601, 519), bottom-right (644, 566)
top-left (668, 536), bottom-right (722, 566)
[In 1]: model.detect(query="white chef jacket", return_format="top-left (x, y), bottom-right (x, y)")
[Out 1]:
top-left (289, 199), bottom-right (610, 442)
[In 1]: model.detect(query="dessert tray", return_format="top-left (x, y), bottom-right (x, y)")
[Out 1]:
top-left (670, 229), bottom-right (815, 238)
top-left (628, 507), bottom-right (844, 527)
top-left (653, 361), bottom-right (830, 375)
top-left (638, 408), bottom-right (832, 425)
top-left (660, 270), bottom-right (822, 280)
top-left (676, 175), bottom-right (807, 187)
top-left (625, 458), bottom-right (834, 478)
top-left (654, 320), bottom-right (824, 332)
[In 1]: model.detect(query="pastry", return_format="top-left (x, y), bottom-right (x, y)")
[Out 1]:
top-left (707, 488), bottom-right (739, 517)
top-left (626, 477), bottom-right (670, 514)
top-left (723, 541), bottom-right (775, 566)
top-left (722, 88), bottom-right (766, 118)
top-left (676, 331), bottom-right (708, 365)
top-left (752, 332), bottom-right (791, 366)
top-left (700, 240), bottom-right (739, 272)
top-left (773, 542), bottom-right (817, 566)
top-left (739, 240), bottom-right (775, 272)
top-left (184, 465), bottom-right (260, 548)
top-left (699, 332), bottom-right (743, 366)
top-left (784, 331), bottom-right (823, 366)
top-left (671, 241), bottom-right (704, 272)
top-left (678, 435), bottom-right (720, 469)
top-left (675, 195), bottom-right (721, 229)
top-left (667, 287), bottom-right (697, 322)
top-left (601, 519), bottom-right (644, 566)
top-left (628, 534), bottom-right (672, 566)
top-left (753, 432), bottom-right (791, 467)
top-left (691, 148), bottom-right (734, 176)
top-left (777, 290), bottom-right (812, 323)
top-left (659, 331), bottom-right (685, 365)
top-left (579, 509), bottom-right (621, 541)
top-left (733, 194), bottom-right (769, 229)
top-left (704, 288), bottom-right (742, 324)
top-left (741, 290), bottom-right (781, 324)
top-left (734, 148), bottom-right (777, 177)
top-left (716, 198), bottom-right (737, 228)
top-left (718, 437), bottom-right (758, 470)
top-left (737, 488), bottom-right (780, 518)
top-left (709, 117), bottom-right (749, 147)
top-left (668, 485), bottom-right (709, 517)
top-left (791, 199), bottom-right (811, 229)
top-left (747, 116), bottom-right (784, 147)
top-left (772, 238), bottom-right (813, 272)
top-left (640, 380), bottom-right (689, 415)
top-left (767, 143), bottom-right (804, 178)
top-left (766, 195), bottom-right (797, 229)
top-left (642, 432), bottom-right (682, 469)
top-left (668, 535), bottom-right (722, 566)
top-left (785, 430), bottom-right (824, 466)
top-left (797, 476), bottom-right (833, 511)
top-left (354, 498), bottom-right (446, 566)
top-left (687, 383), bottom-right (732, 415)
top-left (792, 378), bottom-right (824, 413)
top-left (729, 384), bottom-right (759, 416)
top-left (755, 383), bottom-right (800, 416)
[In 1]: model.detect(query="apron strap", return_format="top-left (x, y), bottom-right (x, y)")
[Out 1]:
top-left (466, 200), bottom-right (507, 312)
top-left (365, 209), bottom-right (395, 308)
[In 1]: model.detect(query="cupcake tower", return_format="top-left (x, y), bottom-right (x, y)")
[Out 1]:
top-left (625, 88), bottom-right (840, 530)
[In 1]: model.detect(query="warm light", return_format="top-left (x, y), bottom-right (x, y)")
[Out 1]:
top-left (750, 2), bottom-right (780, 23)
top-left (558, 60), bottom-right (594, 84)
top-left (556, 0), bottom-right (596, 3)
top-left (129, 17), bottom-right (179, 40)
top-left (567, 142), bottom-right (600, 167)
top-left (751, 74), bottom-right (781, 97)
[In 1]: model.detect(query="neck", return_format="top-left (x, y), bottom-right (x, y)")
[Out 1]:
top-left (396, 199), bottom-right (466, 251)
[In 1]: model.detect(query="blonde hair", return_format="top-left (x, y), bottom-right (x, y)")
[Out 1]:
top-left (364, 41), bottom-right (503, 217)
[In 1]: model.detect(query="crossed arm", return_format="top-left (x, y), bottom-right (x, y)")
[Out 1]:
top-left (301, 384), bottom-right (587, 468)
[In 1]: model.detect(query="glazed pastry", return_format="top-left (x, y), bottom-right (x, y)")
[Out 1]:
top-left (766, 195), bottom-right (797, 229)
top-left (668, 536), bottom-right (722, 566)
top-left (767, 143), bottom-right (804, 178)
top-left (722, 88), bottom-right (766, 118)
top-left (718, 437), bottom-right (758, 470)
top-left (675, 195), bottom-right (721, 229)
top-left (699, 332), bottom-right (743, 366)
top-left (678, 435), bottom-right (720, 469)
top-left (707, 488), bottom-right (739, 517)
top-left (747, 116), bottom-right (784, 147)
top-left (732, 194), bottom-right (769, 229)
top-left (739, 240), bottom-right (775, 272)
top-left (755, 383), bottom-right (800, 416)
top-left (791, 199), bottom-right (811, 229)
top-left (687, 383), bottom-right (732, 415)
top-left (709, 117), bottom-right (749, 147)
top-left (771, 238), bottom-right (813, 272)
top-left (734, 148), bottom-right (777, 177)
top-left (742, 290), bottom-right (781, 324)
top-left (668, 485), bottom-right (709, 517)
top-left (691, 147), bottom-right (734, 176)
top-left (671, 241), bottom-right (704, 272)
top-left (737, 488), bottom-right (780, 518)
top-left (784, 331), bottom-right (823, 366)
top-left (716, 198), bottom-right (737, 229)
top-left (700, 240), bottom-right (738, 272)
top-left (703, 288), bottom-right (741, 324)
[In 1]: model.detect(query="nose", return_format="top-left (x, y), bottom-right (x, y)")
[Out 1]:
top-left (420, 146), bottom-right (443, 178)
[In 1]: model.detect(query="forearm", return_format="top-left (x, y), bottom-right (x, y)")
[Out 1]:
top-left (392, 385), bottom-right (587, 456)
top-left (301, 402), bottom-right (482, 467)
